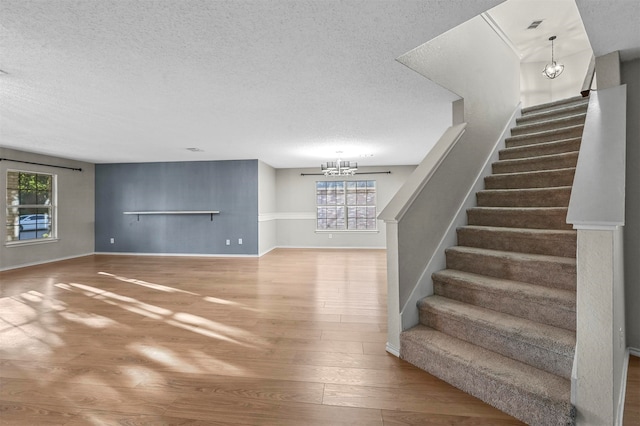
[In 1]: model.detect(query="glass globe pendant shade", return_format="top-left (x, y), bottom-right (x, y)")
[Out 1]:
top-left (542, 35), bottom-right (564, 79)
top-left (543, 61), bottom-right (564, 79)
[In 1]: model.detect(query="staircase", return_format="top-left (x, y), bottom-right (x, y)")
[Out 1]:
top-left (400, 96), bottom-right (589, 425)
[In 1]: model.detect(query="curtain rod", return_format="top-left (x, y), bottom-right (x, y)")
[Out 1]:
top-left (0, 158), bottom-right (83, 172)
top-left (300, 171), bottom-right (391, 176)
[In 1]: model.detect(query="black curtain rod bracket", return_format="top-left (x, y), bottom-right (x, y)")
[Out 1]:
top-left (0, 158), bottom-right (82, 172)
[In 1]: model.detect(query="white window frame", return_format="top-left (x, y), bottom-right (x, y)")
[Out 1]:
top-left (6, 169), bottom-right (58, 245)
top-left (316, 180), bottom-right (377, 232)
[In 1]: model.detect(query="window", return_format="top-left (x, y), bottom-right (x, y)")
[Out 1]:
top-left (6, 170), bottom-right (56, 242)
top-left (316, 180), bottom-right (376, 230)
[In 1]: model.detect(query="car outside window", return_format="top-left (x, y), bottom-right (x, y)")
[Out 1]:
top-left (6, 171), bottom-right (56, 242)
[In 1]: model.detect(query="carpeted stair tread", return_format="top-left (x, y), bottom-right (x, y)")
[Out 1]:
top-left (476, 186), bottom-right (572, 207)
top-left (506, 125), bottom-right (584, 148)
top-left (445, 246), bottom-right (576, 290)
top-left (517, 101), bottom-right (589, 126)
top-left (521, 95), bottom-right (588, 115)
top-left (433, 269), bottom-right (576, 330)
top-left (485, 168), bottom-right (576, 190)
top-left (511, 113), bottom-right (586, 137)
top-left (467, 206), bottom-right (572, 230)
top-left (418, 295), bottom-right (575, 378)
top-left (401, 325), bottom-right (575, 425)
top-left (492, 151), bottom-right (579, 174)
top-left (456, 225), bottom-right (576, 257)
top-left (499, 137), bottom-right (581, 160)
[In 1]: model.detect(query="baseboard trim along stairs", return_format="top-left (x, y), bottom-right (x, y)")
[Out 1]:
top-left (400, 95), bottom-right (588, 425)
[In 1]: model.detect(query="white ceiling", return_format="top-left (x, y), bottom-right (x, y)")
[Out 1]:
top-left (486, 0), bottom-right (592, 63)
top-left (1, 0), bottom-right (638, 168)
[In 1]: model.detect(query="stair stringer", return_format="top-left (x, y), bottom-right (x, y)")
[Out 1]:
top-left (399, 105), bottom-right (521, 331)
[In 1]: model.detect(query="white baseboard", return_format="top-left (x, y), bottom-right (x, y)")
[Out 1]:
top-left (386, 342), bottom-right (400, 357)
top-left (0, 252), bottom-right (94, 272)
top-left (94, 252), bottom-right (259, 258)
top-left (258, 246), bottom-right (278, 257)
top-left (274, 245), bottom-right (386, 250)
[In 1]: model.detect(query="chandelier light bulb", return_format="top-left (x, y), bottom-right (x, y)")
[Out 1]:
top-left (321, 151), bottom-right (358, 177)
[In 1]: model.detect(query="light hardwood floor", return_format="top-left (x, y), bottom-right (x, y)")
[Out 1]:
top-left (626, 355), bottom-right (640, 426)
top-left (0, 249), bottom-right (633, 425)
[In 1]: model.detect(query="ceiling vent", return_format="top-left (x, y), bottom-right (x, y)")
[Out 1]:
top-left (527, 20), bottom-right (544, 29)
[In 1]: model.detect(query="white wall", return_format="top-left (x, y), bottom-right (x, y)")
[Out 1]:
top-left (391, 14), bottom-right (520, 337)
top-left (258, 161), bottom-right (277, 256)
top-left (520, 49), bottom-right (593, 108)
top-left (622, 58), bottom-right (640, 350)
top-left (0, 148), bottom-right (95, 270)
top-left (275, 166), bottom-right (415, 248)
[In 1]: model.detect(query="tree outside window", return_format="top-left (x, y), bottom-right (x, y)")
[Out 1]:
top-left (6, 171), bottom-right (55, 242)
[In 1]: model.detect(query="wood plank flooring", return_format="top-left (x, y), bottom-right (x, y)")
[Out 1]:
top-left (626, 355), bottom-right (640, 425)
top-left (0, 249), bottom-right (631, 425)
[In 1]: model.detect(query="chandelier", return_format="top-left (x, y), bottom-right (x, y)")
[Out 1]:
top-left (321, 153), bottom-right (357, 177)
top-left (542, 35), bottom-right (564, 79)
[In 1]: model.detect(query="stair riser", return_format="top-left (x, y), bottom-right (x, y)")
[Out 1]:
top-left (517, 104), bottom-right (588, 126)
top-left (467, 208), bottom-right (573, 230)
top-left (511, 115), bottom-right (586, 137)
top-left (433, 278), bottom-right (576, 331)
top-left (506, 126), bottom-right (583, 148)
top-left (456, 228), bottom-right (576, 257)
top-left (521, 96), bottom-right (587, 115)
top-left (485, 169), bottom-right (575, 190)
top-left (445, 249), bottom-right (576, 290)
top-left (492, 153), bottom-right (578, 174)
top-left (477, 187), bottom-right (572, 207)
top-left (401, 334), bottom-right (575, 425)
top-left (419, 305), bottom-right (573, 378)
top-left (499, 138), bottom-right (581, 160)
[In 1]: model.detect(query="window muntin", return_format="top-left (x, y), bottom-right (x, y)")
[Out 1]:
top-left (316, 180), bottom-right (376, 231)
top-left (6, 171), bottom-right (56, 242)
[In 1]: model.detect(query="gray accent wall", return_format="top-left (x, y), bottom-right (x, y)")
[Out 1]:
top-left (95, 160), bottom-right (258, 255)
top-left (0, 148), bottom-right (95, 270)
top-left (622, 58), bottom-right (640, 349)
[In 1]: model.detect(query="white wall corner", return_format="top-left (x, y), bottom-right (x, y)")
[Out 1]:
top-left (452, 98), bottom-right (465, 125)
top-left (595, 51), bottom-right (621, 90)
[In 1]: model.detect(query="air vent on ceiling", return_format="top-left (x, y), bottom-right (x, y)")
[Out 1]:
top-left (527, 20), bottom-right (544, 29)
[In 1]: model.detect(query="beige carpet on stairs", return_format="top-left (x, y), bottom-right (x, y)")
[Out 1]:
top-left (400, 95), bottom-right (589, 426)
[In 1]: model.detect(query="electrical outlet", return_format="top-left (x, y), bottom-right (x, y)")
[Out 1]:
top-left (238, 238), bottom-right (243, 245)
top-left (110, 238), bottom-right (115, 244)
top-left (329, 233), bottom-right (332, 239)
top-left (226, 239), bottom-right (230, 246)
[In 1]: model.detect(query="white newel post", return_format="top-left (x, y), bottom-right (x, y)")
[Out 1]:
top-left (385, 220), bottom-right (401, 357)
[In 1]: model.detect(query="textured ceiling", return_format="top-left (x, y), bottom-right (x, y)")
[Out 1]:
top-left (575, 0), bottom-right (640, 61)
top-left (1, 0), bottom-right (638, 168)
